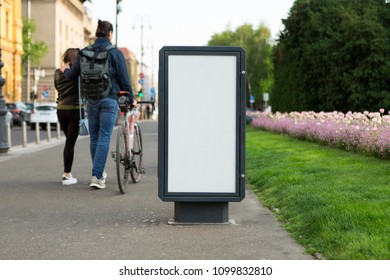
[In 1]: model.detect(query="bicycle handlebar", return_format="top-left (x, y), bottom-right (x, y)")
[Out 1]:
top-left (136, 101), bottom-right (155, 104)
top-left (118, 91), bottom-right (155, 104)
top-left (118, 91), bottom-right (155, 113)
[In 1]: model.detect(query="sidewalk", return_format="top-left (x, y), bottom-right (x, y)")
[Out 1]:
top-left (0, 136), bottom-right (66, 163)
top-left (0, 120), bottom-right (313, 260)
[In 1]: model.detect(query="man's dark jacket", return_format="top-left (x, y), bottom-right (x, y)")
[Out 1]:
top-left (64, 37), bottom-right (134, 104)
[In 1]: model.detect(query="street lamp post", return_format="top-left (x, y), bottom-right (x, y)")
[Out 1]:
top-left (115, 0), bottom-right (122, 47)
top-left (0, 0), bottom-right (10, 153)
top-left (133, 16), bottom-right (151, 75)
top-left (26, 0), bottom-right (31, 102)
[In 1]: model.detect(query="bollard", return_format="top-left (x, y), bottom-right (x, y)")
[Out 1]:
top-left (47, 121), bottom-right (51, 142)
top-left (6, 122), bottom-right (11, 147)
top-left (0, 47), bottom-right (9, 153)
top-left (35, 123), bottom-right (40, 144)
top-left (56, 121), bottom-right (61, 139)
top-left (0, 106), bottom-right (8, 152)
top-left (22, 121), bottom-right (27, 147)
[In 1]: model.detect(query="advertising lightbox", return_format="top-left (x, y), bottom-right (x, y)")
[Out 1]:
top-left (158, 46), bottom-right (246, 203)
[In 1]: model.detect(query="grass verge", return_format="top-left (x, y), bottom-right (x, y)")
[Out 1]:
top-left (246, 126), bottom-right (390, 259)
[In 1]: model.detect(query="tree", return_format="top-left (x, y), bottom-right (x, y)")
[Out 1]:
top-left (208, 23), bottom-right (273, 109)
top-left (272, 0), bottom-right (390, 113)
top-left (22, 18), bottom-right (48, 68)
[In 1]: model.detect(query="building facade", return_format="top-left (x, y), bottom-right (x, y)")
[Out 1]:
top-left (2, 0), bottom-right (139, 103)
top-left (0, 0), bottom-right (23, 103)
top-left (119, 47), bottom-right (139, 94)
top-left (21, 0), bottom-right (94, 102)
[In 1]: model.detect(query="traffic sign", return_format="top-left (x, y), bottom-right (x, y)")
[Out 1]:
top-left (139, 73), bottom-right (144, 79)
top-left (138, 79), bottom-right (144, 85)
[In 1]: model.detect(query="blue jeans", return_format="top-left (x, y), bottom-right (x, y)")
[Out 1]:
top-left (87, 97), bottom-right (119, 179)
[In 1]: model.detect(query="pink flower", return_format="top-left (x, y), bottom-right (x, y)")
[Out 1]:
top-left (251, 110), bottom-right (390, 160)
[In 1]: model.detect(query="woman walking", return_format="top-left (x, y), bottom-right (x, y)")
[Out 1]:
top-left (55, 48), bottom-right (81, 185)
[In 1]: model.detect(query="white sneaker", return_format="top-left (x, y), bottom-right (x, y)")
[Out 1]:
top-left (62, 174), bottom-right (77, 186)
top-left (90, 176), bottom-right (106, 189)
top-left (103, 171), bottom-right (107, 179)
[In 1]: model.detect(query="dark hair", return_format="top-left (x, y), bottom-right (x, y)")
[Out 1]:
top-left (95, 20), bottom-right (113, 38)
top-left (62, 48), bottom-right (80, 66)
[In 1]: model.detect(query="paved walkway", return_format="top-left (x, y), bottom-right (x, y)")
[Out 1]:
top-left (0, 120), bottom-right (313, 260)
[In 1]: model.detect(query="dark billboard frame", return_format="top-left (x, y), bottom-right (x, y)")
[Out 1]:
top-left (158, 46), bottom-right (246, 203)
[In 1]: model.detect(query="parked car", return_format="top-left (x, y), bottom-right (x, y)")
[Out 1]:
top-left (30, 102), bottom-right (58, 130)
top-left (25, 102), bottom-right (34, 112)
top-left (6, 101), bottom-right (31, 126)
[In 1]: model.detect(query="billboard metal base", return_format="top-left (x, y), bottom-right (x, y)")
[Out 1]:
top-left (172, 202), bottom-right (229, 224)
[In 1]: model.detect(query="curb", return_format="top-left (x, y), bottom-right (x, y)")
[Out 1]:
top-left (0, 137), bottom-right (69, 163)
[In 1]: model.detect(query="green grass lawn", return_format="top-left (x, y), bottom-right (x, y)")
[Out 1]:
top-left (246, 126), bottom-right (390, 259)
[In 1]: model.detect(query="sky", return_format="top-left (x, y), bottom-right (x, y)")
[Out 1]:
top-left (84, 0), bottom-right (295, 75)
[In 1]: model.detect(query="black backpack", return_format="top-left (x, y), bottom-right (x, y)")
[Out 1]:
top-left (79, 45), bottom-right (115, 99)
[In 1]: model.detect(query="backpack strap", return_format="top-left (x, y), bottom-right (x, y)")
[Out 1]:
top-left (90, 50), bottom-right (101, 69)
top-left (104, 45), bottom-right (115, 51)
top-left (83, 45), bottom-right (114, 52)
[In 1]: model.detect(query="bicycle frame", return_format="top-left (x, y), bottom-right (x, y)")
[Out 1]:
top-left (113, 93), bottom-right (153, 193)
top-left (113, 104), bottom-right (143, 193)
top-left (124, 108), bottom-right (140, 158)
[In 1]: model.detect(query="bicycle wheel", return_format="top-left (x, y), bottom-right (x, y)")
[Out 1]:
top-left (116, 125), bottom-right (130, 194)
top-left (130, 123), bottom-right (143, 183)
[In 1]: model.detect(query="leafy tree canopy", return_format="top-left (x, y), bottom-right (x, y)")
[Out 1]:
top-left (22, 18), bottom-right (49, 67)
top-left (208, 23), bottom-right (273, 109)
top-left (273, 0), bottom-right (390, 113)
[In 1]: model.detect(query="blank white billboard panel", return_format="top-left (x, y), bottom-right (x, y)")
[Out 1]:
top-left (167, 55), bottom-right (237, 193)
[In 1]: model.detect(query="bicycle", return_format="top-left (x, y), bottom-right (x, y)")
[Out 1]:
top-left (112, 91), bottom-right (144, 194)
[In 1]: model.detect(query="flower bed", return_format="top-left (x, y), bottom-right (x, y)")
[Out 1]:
top-left (249, 110), bottom-right (390, 160)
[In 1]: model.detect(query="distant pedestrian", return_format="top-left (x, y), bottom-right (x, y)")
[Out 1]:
top-left (54, 48), bottom-right (81, 186)
top-left (145, 105), bottom-right (151, 119)
top-left (61, 20), bottom-right (135, 190)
